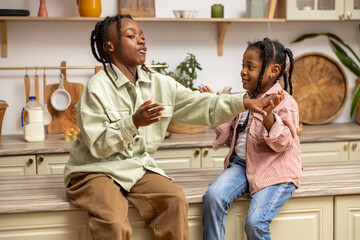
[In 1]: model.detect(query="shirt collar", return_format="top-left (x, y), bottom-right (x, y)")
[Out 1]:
top-left (105, 64), bottom-right (152, 88)
top-left (246, 82), bottom-right (283, 99)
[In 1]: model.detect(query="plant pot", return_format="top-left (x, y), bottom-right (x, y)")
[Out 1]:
top-left (168, 121), bottom-right (206, 134)
top-left (356, 77), bottom-right (360, 124)
top-left (0, 100), bottom-right (8, 136)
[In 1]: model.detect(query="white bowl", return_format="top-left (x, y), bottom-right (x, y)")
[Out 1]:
top-left (173, 10), bottom-right (198, 18)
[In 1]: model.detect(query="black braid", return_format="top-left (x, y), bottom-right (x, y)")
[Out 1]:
top-left (237, 38), bottom-right (273, 133)
top-left (284, 48), bottom-right (294, 95)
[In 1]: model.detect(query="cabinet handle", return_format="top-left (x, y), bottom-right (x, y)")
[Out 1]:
top-left (352, 143), bottom-right (357, 151)
top-left (344, 143), bottom-right (349, 151)
top-left (347, 12), bottom-right (352, 19)
top-left (38, 155), bottom-right (44, 163)
top-left (203, 148), bottom-right (209, 156)
top-left (28, 158), bottom-right (34, 165)
top-left (339, 13), bottom-right (345, 20)
top-left (195, 148), bottom-right (200, 156)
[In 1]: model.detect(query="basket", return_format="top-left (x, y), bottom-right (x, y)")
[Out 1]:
top-left (168, 121), bottom-right (206, 134)
top-left (0, 100), bottom-right (8, 136)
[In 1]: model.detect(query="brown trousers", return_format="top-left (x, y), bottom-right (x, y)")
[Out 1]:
top-left (66, 171), bottom-right (189, 240)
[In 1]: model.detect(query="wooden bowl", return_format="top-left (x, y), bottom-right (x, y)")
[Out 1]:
top-left (287, 52), bottom-right (348, 125)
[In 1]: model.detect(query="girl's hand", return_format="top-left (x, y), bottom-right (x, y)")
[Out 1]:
top-left (243, 91), bottom-right (284, 117)
top-left (200, 86), bottom-right (220, 95)
top-left (132, 100), bottom-right (165, 128)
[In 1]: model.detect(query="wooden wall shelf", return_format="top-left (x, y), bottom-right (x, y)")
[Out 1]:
top-left (0, 17), bottom-right (286, 58)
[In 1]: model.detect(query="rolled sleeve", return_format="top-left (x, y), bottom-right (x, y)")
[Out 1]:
top-left (261, 113), bottom-right (294, 153)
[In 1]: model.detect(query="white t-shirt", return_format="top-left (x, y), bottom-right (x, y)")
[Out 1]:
top-left (234, 111), bottom-right (249, 160)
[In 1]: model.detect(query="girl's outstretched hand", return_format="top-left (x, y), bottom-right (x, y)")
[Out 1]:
top-left (243, 91), bottom-right (284, 117)
top-left (132, 100), bottom-right (165, 128)
top-left (200, 86), bottom-right (220, 95)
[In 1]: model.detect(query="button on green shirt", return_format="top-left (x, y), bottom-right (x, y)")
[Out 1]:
top-left (64, 64), bottom-right (247, 191)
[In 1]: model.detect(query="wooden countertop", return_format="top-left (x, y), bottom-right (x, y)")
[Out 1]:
top-left (1, 161), bottom-right (360, 214)
top-left (0, 123), bottom-right (360, 156)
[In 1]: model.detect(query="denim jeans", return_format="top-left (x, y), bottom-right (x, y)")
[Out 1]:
top-left (203, 155), bottom-right (295, 240)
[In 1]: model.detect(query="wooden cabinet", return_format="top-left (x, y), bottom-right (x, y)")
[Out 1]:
top-left (300, 141), bottom-right (360, 163)
top-left (0, 155), bottom-right (36, 176)
top-left (154, 147), bottom-right (229, 169)
top-left (37, 153), bottom-right (69, 175)
top-left (0, 211), bottom-right (90, 240)
top-left (349, 141), bottom-right (360, 161)
top-left (287, 0), bottom-right (360, 20)
top-left (0, 153), bottom-right (69, 176)
top-left (335, 195), bottom-right (360, 240)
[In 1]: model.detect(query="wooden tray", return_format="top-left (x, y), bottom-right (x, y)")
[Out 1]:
top-left (288, 52), bottom-right (348, 125)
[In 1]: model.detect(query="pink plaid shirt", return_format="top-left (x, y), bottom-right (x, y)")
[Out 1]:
top-left (212, 83), bottom-right (302, 194)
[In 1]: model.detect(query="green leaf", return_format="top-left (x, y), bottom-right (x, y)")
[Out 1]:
top-left (324, 33), bottom-right (360, 63)
top-left (330, 40), bottom-right (360, 76)
top-left (351, 85), bottom-right (360, 117)
top-left (291, 33), bottom-right (322, 43)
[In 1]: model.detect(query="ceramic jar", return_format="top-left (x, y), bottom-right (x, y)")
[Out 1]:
top-left (77, 0), bottom-right (102, 17)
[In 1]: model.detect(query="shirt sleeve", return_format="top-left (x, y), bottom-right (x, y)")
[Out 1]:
top-left (172, 82), bottom-right (248, 127)
top-left (260, 103), bottom-right (299, 153)
top-left (77, 84), bottom-right (139, 159)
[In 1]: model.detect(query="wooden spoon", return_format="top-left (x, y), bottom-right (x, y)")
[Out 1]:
top-left (35, 73), bottom-right (39, 102)
top-left (23, 73), bottom-right (30, 122)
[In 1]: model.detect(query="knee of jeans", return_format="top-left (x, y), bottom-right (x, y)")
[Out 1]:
top-left (245, 214), bottom-right (269, 233)
top-left (203, 188), bottom-right (226, 208)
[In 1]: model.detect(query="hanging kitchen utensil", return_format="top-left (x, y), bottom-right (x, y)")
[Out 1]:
top-left (45, 61), bottom-right (84, 133)
top-left (35, 68), bottom-right (39, 102)
top-left (23, 69), bottom-right (30, 122)
top-left (43, 69), bottom-right (52, 125)
top-left (50, 73), bottom-right (71, 111)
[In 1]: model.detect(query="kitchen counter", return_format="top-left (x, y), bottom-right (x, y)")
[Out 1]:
top-left (0, 122), bottom-right (359, 156)
top-left (1, 160), bottom-right (360, 214)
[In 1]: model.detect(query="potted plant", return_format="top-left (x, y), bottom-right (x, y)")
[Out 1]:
top-left (292, 33), bottom-right (360, 124)
top-left (152, 53), bottom-right (207, 133)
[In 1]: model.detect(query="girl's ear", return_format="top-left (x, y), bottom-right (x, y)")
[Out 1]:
top-left (270, 63), bottom-right (281, 78)
top-left (103, 41), bottom-right (115, 53)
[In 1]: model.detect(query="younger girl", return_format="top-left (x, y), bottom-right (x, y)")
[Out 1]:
top-left (64, 16), bottom-right (282, 240)
top-left (202, 38), bottom-right (302, 240)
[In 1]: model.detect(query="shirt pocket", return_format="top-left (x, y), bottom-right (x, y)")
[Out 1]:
top-left (105, 107), bottom-right (130, 123)
top-left (145, 104), bottom-right (173, 144)
top-left (247, 113), bottom-right (264, 141)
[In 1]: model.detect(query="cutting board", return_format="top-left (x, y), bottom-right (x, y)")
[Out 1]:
top-left (288, 52), bottom-right (348, 125)
top-left (45, 61), bottom-right (84, 133)
top-left (119, 0), bottom-right (155, 17)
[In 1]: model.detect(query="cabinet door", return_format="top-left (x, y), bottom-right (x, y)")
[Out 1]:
top-left (0, 211), bottom-right (89, 240)
top-left (201, 147), bottom-right (229, 168)
top-left (224, 196), bottom-right (333, 240)
top-left (345, 0), bottom-right (360, 19)
top-left (37, 153), bottom-right (69, 175)
top-left (349, 141), bottom-right (360, 161)
top-left (287, 0), bottom-right (344, 20)
top-left (154, 148), bottom-right (201, 169)
top-left (0, 155), bottom-right (36, 176)
top-left (301, 141), bottom-right (348, 163)
top-left (335, 195), bottom-right (360, 240)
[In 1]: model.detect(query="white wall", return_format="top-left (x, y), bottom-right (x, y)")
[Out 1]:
top-left (0, 0), bottom-right (359, 135)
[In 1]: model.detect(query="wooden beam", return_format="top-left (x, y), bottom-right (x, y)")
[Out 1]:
top-left (217, 22), bottom-right (231, 56)
top-left (0, 20), bottom-right (7, 58)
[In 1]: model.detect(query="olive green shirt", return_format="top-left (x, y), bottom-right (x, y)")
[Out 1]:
top-left (64, 64), bottom-right (247, 191)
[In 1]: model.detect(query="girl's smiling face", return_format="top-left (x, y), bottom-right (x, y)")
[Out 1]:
top-left (108, 18), bottom-right (147, 67)
top-left (241, 47), bottom-right (263, 93)
top-left (241, 47), bottom-right (279, 97)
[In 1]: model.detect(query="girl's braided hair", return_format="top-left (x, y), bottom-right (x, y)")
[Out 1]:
top-left (237, 37), bottom-right (295, 133)
top-left (90, 14), bottom-right (150, 84)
